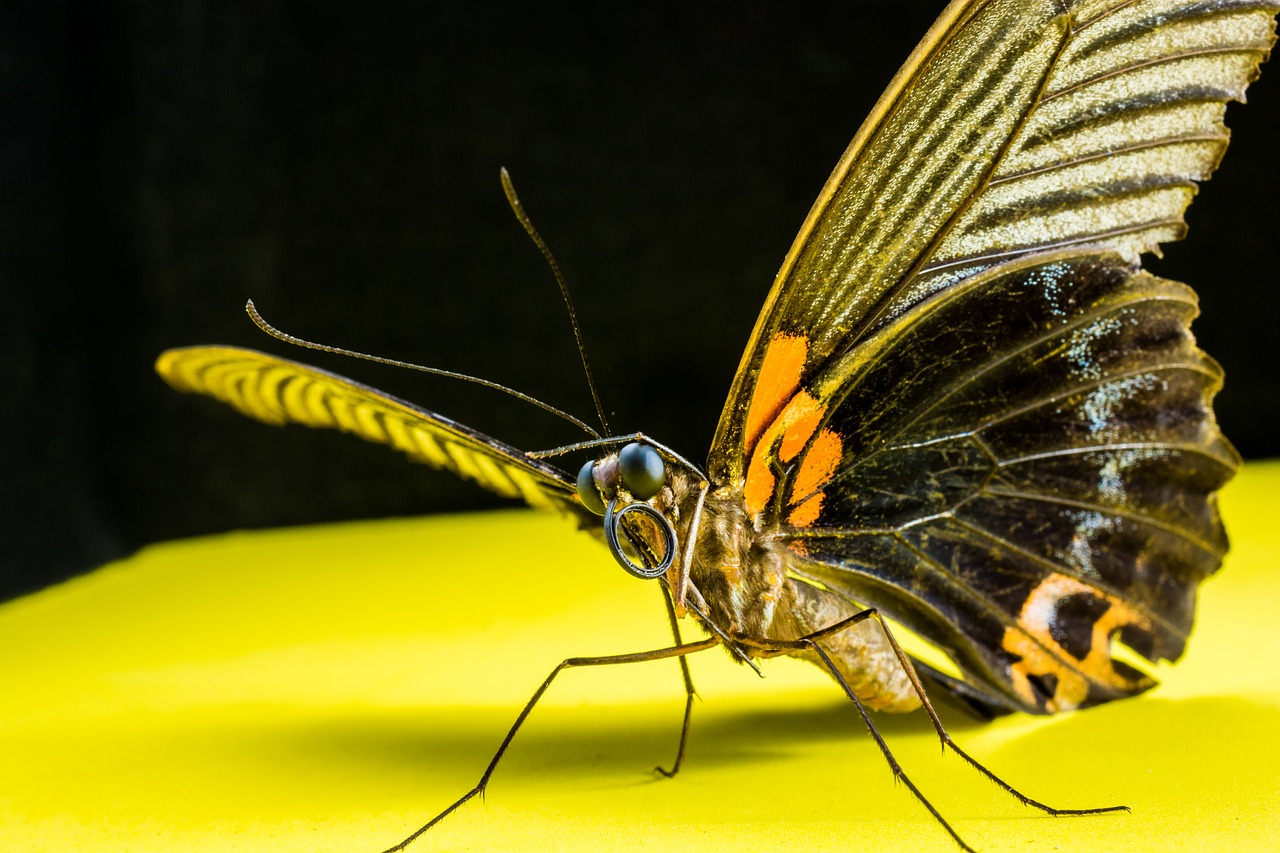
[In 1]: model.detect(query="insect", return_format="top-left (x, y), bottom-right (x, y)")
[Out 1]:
top-left (156, 0), bottom-right (1274, 849)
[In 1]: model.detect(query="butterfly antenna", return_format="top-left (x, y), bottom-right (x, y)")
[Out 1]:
top-left (499, 167), bottom-right (612, 436)
top-left (245, 300), bottom-right (602, 440)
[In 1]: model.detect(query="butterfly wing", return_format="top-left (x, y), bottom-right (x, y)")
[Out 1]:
top-left (780, 250), bottom-right (1238, 713)
top-left (711, 0), bottom-right (1274, 481)
top-left (709, 0), bottom-right (1272, 712)
top-left (156, 346), bottom-right (583, 514)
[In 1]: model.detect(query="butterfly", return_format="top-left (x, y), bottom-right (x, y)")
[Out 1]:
top-left (156, 0), bottom-right (1275, 850)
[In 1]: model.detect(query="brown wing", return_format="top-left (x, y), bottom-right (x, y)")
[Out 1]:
top-left (776, 251), bottom-right (1239, 712)
top-left (156, 346), bottom-right (582, 514)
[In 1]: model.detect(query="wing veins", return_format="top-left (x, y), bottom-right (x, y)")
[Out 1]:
top-left (999, 440), bottom-right (1232, 467)
top-left (896, 530), bottom-right (1150, 691)
top-left (1074, 0), bottom-right (1145, 33)
top-left (862, 356), bottom-right (1218, 458)
top-left (981, 484), bottom-right (1222, 555)
top-left (946, 515), bottom-right (1183, 638)
top-left (963, 176), bottom-right (1198, 231)
top-left (966, 361), bottom-right (1221, 433)
top-left (1074, 0), bottom-right (1280, 37)
top-left (863, 285), bottom-right (1198, 455)
top-left (835, 10), bottom-right (1076, 355)
top-left (917, 216), bottom-right (1186, 278)
top-left (988, 132), bottom-right (1226, 186)
top-left (1043, 44), bottom-right (1273, 102)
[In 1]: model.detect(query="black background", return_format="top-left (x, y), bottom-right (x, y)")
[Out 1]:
top-left (5, 1), bottom-right (1278, 601)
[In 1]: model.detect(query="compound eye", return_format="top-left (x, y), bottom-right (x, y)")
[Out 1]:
top-left (618, 442), bottom-right (666, 500)
top-left (576, 460), bottom-right (606, 515)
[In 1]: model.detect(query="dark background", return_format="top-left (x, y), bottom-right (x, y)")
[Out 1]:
top-left (5, 1), bottom-right (1278, 601)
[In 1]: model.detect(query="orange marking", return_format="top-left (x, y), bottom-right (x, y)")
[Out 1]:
top-left (792, 428), bottom-right (842, 498)
top-left (743, 451), bottom-right (776, 517)
top-left (1002, 573), bottom-right (1153, 712)
top-left (743, 333), bottom-right (808, 457)
top-left (744, 391), bottom-right (814, 515)
top-left (777, 392), bottom-right (823, 462)
top-left (786, 428), bottom-right (841, 527)
top-left (744, 388), bottom-right (842, 520)
top-left (787, 493), bottom-right (823, 527)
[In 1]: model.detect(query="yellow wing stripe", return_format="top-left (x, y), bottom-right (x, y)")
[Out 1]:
top-left (410, 426), bottom-right (451, 468)
top-left (156, 346), bottom-right (574, 511)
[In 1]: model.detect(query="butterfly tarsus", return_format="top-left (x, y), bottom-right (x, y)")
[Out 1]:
top-left (801, 638), bottom-right (978, 853)
top-left (738, 615), bottom-right (978, 849)
top-left (380, 636), bottom-right (720, 853)
top-left (739, 607), bottom-right (1130, 850)
top-left (653, 689), bottom-right (693, 780)
top-left (863, 606), bottom-right (1132, 818)
top-left (934, 731), bottom-right (1131, 817)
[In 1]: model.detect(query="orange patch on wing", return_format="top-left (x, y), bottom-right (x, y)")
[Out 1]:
top-left (743, 389), bottom-right (828, 516)
top-left (792, 428), bottom-right (842, 497)
top-left (743, 333), bottom-right (809, 457)
top-left (786, 428), bottom-right (842, 527)
top-left (1002, 573), bottom-right (1154, 712)
top-left (787, 493), bottom-right (823, 527)
top-left (777, 392), bottom-right (824, 462)
top-left (743, 454), bottom-right (776, 517)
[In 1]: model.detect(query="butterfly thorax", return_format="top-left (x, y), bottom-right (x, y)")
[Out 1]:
top-left (655, 469), bottom-right (921, 713)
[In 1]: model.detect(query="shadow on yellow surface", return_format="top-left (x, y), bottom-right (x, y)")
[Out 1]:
top-left (3, 463), bottom-right (1278, 851)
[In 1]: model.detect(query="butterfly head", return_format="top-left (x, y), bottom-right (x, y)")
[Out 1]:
top-left (576, 441), bottom-right (681, 581)
top-left (576, 442), bottom-right (667, 513)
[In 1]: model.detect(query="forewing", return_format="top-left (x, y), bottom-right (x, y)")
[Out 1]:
top-left (156, 346), bottom-right (582, 513)
top-left (709, 0), bottom-right (1277, 484)
top-left (776, 252), bottom-right (1239, 713)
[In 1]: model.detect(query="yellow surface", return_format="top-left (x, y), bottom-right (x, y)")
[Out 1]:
top-left (3, 464), bottom-right (1279, 852)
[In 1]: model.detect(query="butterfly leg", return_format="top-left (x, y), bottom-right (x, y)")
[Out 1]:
top-left (799, 637), bottom-right (978, 853)
top-left (380, 635), bottom-right (720, 853)
top-left (614, 513), bottom-right (699, 778)
top-left (750, 609), bottom-right (1129, 817)
top-left (843, 607), bottom-right (1129, 818)
top-left (739, 608), bottom-right (1128, 851)
top-left (655, 581), bottom-right (696, 778)
top-left (735, 615), bottom-right (979, 850)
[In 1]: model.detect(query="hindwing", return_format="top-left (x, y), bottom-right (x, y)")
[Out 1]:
top-left (775, 251), bottom-right (1237, 712)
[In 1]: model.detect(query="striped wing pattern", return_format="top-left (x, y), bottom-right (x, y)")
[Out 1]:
top-left (711, 0), bottom-right (1277, 484)
top-left (920, 0), bottom-right (1280, 295)
top-left (156, 346), bottom-right (579, 513)
top-left (712, 0), bottom-right (1272, 712)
